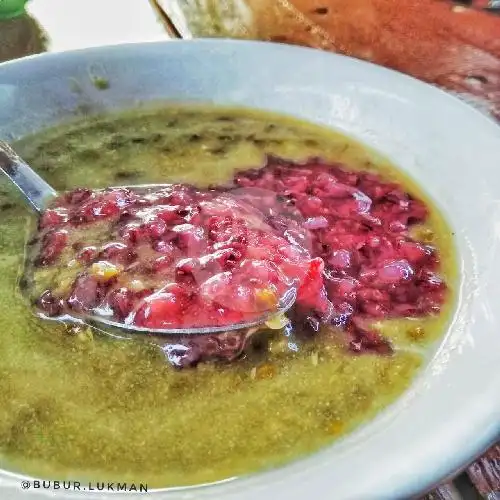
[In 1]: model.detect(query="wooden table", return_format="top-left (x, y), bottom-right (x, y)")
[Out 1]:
top-left (0, 1), bottom-right (498, 498)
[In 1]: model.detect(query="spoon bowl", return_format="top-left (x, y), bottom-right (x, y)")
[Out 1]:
top-left (35, 288), bottom-right (297, 336)
top-left (0, 139), bottom-right (297, 336)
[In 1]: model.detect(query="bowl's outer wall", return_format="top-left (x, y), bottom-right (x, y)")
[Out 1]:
top-left (0, 40), bottom-right (500, 500)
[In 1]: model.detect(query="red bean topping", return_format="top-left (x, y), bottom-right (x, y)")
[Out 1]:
top-left (36, 229), bottom-right (68, 266)
top-left (29, 155), bottom-right (448, 367)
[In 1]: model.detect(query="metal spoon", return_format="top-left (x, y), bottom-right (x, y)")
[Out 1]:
top-left (0, 139), bottom-right (296, 335)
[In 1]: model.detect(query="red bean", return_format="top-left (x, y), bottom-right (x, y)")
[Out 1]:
top-left (39, 208), bottom-right (69, 229)
top-left (67, 274), bottom-right (101, 312)
top-left (78, 246), bottom-right (99, 264)
top-left (134, 292), bottom-right (185, 328)
top-left (37, 229), bottom-right (68, 266)
top-left (37, 290), bottom-right (63, 317)
top-left (99, 242), bottom-right (136, 264)
top-left (107, 287), bottom-right (134, 319)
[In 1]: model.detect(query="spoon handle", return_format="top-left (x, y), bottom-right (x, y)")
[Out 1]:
top-left (0, 140), bottom-right (57, 213)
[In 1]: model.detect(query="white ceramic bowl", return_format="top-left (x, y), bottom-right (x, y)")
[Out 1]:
top-left (0, 40), bottom-right (499, 500)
